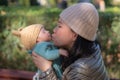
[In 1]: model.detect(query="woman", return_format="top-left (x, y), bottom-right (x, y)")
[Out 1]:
top-left (32, 3), bottom-right (109, 80)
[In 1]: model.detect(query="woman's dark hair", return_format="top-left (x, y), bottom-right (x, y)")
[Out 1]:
top-left (62, 35), bottom-right (100, 70)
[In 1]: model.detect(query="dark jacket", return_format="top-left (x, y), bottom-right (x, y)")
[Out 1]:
top-left (39, 45), bottom-right (110, 80)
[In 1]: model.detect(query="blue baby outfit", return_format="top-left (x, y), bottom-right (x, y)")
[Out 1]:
top-left (29, 42), bottom-right (62, 79)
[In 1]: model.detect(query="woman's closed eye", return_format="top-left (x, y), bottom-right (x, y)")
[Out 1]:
top-left (58, 25), bottom-right (62, 28)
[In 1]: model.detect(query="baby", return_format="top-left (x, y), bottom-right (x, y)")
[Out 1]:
top-left (12, 24), bottom-right (68, 80)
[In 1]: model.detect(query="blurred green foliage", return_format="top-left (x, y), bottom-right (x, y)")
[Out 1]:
top-left (98, 7), bottom-right (120, 78)
top-left (0, 7), bottom-right (61, 71)
top-left (19, 0), bottom-right (30, 6)
top-left (98, 7), bottom-right (120, 54)
top-left (0, 6), bottom-right (120, 78)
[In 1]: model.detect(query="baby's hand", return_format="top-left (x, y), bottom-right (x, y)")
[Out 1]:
top-left (59, 49), bottom-right (68, 57)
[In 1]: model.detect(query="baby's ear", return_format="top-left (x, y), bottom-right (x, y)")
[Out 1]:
top-left (72, 33), bottom-right (78, 41)
top-left (18, 27), bottom-right (23, 31)
top-left (12, 30), bottom-right (21, 37)
top-left (12, 27), bottom-right (24, 37)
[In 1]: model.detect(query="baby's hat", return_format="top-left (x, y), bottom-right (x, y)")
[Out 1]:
top-left (12, 24), bottom-right (43, 50)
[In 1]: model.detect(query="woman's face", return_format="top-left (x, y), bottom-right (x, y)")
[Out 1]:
top-left (52, 18), bottom-right (77, 49)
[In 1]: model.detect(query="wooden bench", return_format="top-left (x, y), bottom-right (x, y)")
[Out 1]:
top-left (0, 69), bottom-right (35, 80)
top-left (0, 69), bottom-right (119, 80)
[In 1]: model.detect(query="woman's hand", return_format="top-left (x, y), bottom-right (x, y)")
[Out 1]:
top-left (59, 48), bottom-right (68, 57)
top-left (32, 52), bottom-right (52, 72)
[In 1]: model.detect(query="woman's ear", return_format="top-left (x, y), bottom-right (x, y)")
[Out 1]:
top-left (72, 33), bottom-right (78, 41)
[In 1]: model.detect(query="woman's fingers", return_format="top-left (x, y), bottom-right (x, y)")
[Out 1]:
top-left (32, 52), bottom-right (53, 71)
top-left (32, 52), bottom-right (38, 57)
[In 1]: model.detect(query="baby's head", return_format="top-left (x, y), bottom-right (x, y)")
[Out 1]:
top-left (12, 24), bottom-right (51, 50)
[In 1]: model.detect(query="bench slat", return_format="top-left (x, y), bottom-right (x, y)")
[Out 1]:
top-left (0, 69), bottom-right (35, 80)
top-left (0, 69), bottom-right (119, 80)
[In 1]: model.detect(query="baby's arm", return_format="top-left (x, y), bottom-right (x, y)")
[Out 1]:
top-left (33, 42), bottom-right (59, 60)
top-left (33, 42), bottom-right (68, 60)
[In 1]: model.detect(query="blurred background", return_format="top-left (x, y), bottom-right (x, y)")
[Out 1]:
top-left (0, 0), bottom-right (120, 79)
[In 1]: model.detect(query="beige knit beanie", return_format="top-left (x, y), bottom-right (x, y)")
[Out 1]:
top-left (60, 3), bottom-right (99, 41)
top-left (12, 24), bottom-right (43, 50)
